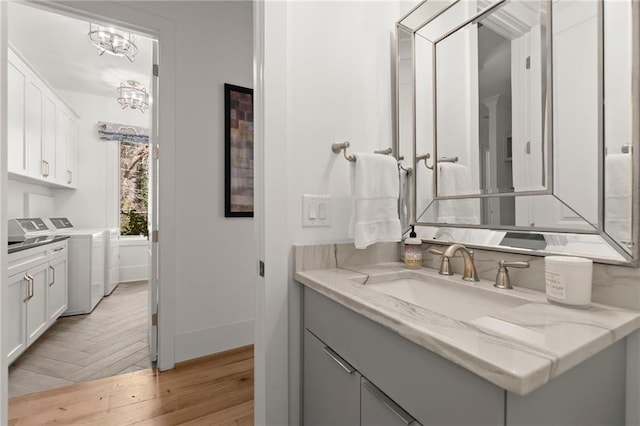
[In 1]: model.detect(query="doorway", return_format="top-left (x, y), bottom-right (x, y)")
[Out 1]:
top-left (4, 2), bottom-right (159, 398)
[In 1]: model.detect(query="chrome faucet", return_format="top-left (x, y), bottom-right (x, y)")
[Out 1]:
top-left (429, 244), bottom-right (479, 282)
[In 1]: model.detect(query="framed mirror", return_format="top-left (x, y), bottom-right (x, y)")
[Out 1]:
top-left (396, 0), bottom-right (639, 264)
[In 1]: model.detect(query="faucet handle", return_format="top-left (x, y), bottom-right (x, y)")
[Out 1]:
top-left (428, 247), bottom-right (444, 256)
top-left (494, 260), bottom-right (530, 290)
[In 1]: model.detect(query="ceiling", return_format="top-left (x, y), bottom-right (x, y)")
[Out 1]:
top-left (8, 2), bottom-right (153, 98)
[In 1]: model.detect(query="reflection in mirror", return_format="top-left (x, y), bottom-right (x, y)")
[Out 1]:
top-left (604, 0), bottom-right (634, 254)
top-left (434, 1), bottom-right (548, 200)
top-left (414, 225), bottom-right (625, 261)
top-left (398, 0), bottom-right (638, 263)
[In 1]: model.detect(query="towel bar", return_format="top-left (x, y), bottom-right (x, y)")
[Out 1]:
top-left (331, 142), bottom-right (394, 162)
top-left (416, 153), bottom-right (459, 170)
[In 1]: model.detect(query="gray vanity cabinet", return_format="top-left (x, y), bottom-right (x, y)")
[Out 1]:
top-left (361, 378), bottom-right (422, 426)
top-left (303, 287), bottom-right (504, 425)
top-left (303, 330), bottom-right (361, 425)
top-left (302, 286), bottom-right (627, 425)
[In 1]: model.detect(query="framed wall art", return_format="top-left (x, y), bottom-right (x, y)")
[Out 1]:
top-left (224, 83), bottom-right (254, 217)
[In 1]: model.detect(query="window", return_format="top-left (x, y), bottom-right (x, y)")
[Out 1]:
top-left (120, 140), bottom-right (149, 236)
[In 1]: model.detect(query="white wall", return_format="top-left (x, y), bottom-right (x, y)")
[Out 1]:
top-left (7, 180), bottom-right (53, 219)
top-left (119, 237), bottom-right (149, 282)
top-left (260, 2), bottom-right (410, 423)
top-left (53, 89), bottom-right (149, 229)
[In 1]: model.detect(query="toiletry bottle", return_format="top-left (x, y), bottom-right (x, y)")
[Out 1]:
top-left (404, 226), bottom-right (422, 269)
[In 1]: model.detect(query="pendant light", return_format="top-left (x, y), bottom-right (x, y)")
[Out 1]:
top-left (88, 23), bottom-right (138, 62)
top-left (117, 81), bottom-right (149, 113)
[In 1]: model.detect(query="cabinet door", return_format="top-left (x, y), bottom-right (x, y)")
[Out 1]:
top-left (303, 330), bottom-right (361, 425)
top-left (361, 378), bottom-right (421, 426)
top-left (42, 95), bottom-right (57, 180)
top-left (25, 80), bottom-right (45, 179)
top-left (6, 272), bottom-right (27, 365)
top-left (55, 106), bottom-right (69, 184)
top-left (8, 60), bottom-right (26, 175)
top-left (66, 117), bottom-right (78, 187)
top-left (25, 262), bottom-right (49, 346)
top-left (47, 255), bottom-right (68, 322)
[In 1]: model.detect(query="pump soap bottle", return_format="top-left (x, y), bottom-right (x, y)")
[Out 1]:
top-left (404, 226), bottom-right (422, 269)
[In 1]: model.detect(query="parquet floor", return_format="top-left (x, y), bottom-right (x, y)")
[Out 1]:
top-left (9, 281), bottom-right (151, 398)
top-left (8, 345), bottom-right (255, 425)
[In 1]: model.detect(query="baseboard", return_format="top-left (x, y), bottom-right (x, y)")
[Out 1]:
top-left (119, 265), bottom-right (148, 282)
top-left (175, 344), bottom-right (254, 369)
top-left (174, 320), bottom-right (254, 363)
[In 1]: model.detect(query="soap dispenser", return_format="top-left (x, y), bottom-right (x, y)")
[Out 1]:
top-left (404, 226), bottom-right (422, 269)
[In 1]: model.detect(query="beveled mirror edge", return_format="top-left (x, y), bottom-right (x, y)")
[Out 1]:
top-left (396, 0), bottom-right (639, 266)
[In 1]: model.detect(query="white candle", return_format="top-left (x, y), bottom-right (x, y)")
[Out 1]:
top-left (545, 256), bottom-right (593, 306)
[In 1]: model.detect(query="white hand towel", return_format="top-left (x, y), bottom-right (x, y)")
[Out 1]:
top-left (436, 163), bottom-right (480, 224)
top-left (348, 153), bottom-right (401, 249)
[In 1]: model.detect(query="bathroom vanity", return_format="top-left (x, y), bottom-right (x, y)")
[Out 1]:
top-left (296, 262), bottom-right (636, 425)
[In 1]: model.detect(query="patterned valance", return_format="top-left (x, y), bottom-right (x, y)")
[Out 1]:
top-left (98, 121), bottom-right (149, 144)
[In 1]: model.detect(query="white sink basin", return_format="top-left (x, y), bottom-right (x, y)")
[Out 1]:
top-left (364, 274), bottom-right (528, 321)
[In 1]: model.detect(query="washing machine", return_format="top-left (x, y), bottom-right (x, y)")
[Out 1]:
top-left (48, 218), bottom-right (120, 298)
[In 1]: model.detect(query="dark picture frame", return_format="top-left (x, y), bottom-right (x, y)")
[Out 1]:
top-left (224, 83), bottom-right (254, 217)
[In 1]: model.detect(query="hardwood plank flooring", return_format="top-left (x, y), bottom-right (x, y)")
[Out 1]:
top-left (9, 281), bottom-right (151, 398)
top-left (9, 346), bottom-right (254, 425)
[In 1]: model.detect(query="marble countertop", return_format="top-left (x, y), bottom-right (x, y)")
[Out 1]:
top-left (294, 262), bottom-right (640, 395)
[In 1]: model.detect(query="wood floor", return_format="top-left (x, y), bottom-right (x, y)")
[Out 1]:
top-left (8, 345), bottom-right (255, 425)
top-left (9, 281), bottom-right (151, 397)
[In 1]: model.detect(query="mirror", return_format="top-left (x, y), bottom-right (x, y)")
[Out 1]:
top-left (397, 0), bottom-right (638, 263)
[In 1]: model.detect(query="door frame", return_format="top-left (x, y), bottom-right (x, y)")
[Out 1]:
top-left (1, 2), bottom-right (177, 422)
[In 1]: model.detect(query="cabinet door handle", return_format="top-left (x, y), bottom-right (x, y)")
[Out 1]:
top-left (322, 346), bottom-right (356, 374)
top-left (23, 276), bottom-right (30, 302)
top-left (26, 274), bottom-right (34, 299)
top-left (42, 160), bottom-right (50, 177)
top-left (362, 379), bottom-right (419, 425)
top-left (67, 170), bottom-right (72, 184)
top-left (49, 265), bottom-right (56, 286)
top-left (53, 247), bottom-right (64, 252)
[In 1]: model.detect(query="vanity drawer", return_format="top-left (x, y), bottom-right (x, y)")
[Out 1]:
top-left (303, 287), bottom-right (504, 425)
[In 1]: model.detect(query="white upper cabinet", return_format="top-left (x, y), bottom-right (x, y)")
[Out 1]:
top-left (7, 60), bottom-right (26, 175)
top-left (8, 45), bottom-right (79, 189)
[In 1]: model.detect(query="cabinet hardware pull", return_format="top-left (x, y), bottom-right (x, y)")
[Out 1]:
top-left (49, 265), bottom-right (56, 286)
top-left (42, 160), bottom-right (50, 177)
top-left (322, 346), bottom-right (356, 374)
top-left (23, 276), bottom-right (30, 302)
top-left (362, 379), bottom-right (418, 425)
top-left (67, 170), bottom-right (72, 184)
top-left (53, 247), bottom-right (64, 252)
top-left (27, 274), bottom-right (34, 299)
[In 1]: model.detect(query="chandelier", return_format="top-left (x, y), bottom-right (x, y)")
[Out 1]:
top-left (117, 81), bottom-right (149, 113)
top-left (88, 23), bottom-right (138, 62)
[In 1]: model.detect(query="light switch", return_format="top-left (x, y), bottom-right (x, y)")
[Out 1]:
top-left (318, 202), bottom-right (327, 220)
top-left (302, 195), bottom-right (331, 227)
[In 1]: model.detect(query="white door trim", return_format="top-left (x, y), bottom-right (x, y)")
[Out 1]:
top-left (32, 0), bottom-right (178, 373)
top-left (1, 1), bottom-right (9, 421)
top-left (0, 9), bottom-right (177, 421)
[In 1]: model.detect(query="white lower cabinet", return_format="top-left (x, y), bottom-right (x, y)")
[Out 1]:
top-left (47, 248), bottom-right (68, 321)
top-left (6, 241), bottom-right (68, 365)
top-left (25, 261), bottom-right (48, 346)
top-left (6, 272), bottom-right (28, 365)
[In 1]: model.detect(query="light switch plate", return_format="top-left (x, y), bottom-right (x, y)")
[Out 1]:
top-left (302, 195), bottom-right (331, 227)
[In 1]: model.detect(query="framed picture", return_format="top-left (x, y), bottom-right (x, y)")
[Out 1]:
top-left (225, 83), bottom-right (254, 217)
